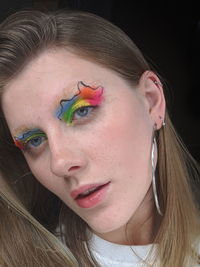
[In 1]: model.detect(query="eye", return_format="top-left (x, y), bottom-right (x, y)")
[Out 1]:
top-left (73, 106), bottom-right (94, 120)
top-left (27, 136), bottom-right (44, 147)
top-left (26, 135), bottom-right (47, 149)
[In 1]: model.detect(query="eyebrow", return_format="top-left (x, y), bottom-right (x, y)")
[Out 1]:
top-left (14, 128), bottom-right (45, 141)
top-left (13, 125), bottom-right (41, 138)
top-left (13, 81), bottom-right (104, 139)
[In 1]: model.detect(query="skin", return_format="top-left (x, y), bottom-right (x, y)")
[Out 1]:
top-left (2, 48), bottom-right (165, 245)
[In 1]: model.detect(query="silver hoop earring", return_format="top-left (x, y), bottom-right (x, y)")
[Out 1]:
top-left (151, 137), bottom-right (163, 216)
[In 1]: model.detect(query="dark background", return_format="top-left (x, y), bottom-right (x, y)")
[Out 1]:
top-left (1, 0), bottom-right (199, 161)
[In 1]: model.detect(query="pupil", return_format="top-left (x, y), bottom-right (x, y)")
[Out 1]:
top-left (78, 107), bottom-right (88, 116)
top-left (30, 137), bottom-right (41, 146)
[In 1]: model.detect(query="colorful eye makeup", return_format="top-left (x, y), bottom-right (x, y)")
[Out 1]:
top-left (13, 81), bottom-right (104, 150)
top-left (55, 81), bottom-right (104, 125)
top-left (14, 129), bottom-right (46, 150)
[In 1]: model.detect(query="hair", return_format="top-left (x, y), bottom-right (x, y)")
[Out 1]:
top-left (0, 9), bottom-right (199, 267)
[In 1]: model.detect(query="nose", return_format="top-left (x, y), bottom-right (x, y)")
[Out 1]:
top-left (49, 134), bottom-right (87, 178)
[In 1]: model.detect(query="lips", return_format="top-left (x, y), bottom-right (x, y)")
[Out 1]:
top-left (71, 182), bottom-right (110, 208)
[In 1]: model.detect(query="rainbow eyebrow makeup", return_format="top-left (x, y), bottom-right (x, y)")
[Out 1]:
top-left (14, 128), bottom-right (46, 150)
top-left (13, 82), bottom-right (103, 150)
top-left (55, 81), bottom-right (104, 125)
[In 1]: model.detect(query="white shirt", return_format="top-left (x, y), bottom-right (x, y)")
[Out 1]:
top-left (89, 234), bottom-right (200, 267)
top-left (89, 234), bottom-right (159, 267)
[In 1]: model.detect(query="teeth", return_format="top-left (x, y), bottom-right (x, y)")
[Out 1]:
top-left (79, 187), bottom-right (98, 197)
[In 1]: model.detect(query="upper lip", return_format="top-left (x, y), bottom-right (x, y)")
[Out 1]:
top-left (71, 182), bottom-right (110, 200)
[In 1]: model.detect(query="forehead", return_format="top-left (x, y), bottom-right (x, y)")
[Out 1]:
top-left (2, 48), bottom-right (136, 132)
top-left (3, 49), bottom-right (104, 101)
top-left (2, 50), bottom-right (99, 107)
top-left (2, 48), bottom-right (128, 103)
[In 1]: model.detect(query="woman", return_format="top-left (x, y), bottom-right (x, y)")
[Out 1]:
top-left (0, 9), bottom-right (199, 267)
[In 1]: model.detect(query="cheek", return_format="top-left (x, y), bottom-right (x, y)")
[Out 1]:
top-left (88, 107), bottom-right (152, 176)
top-left (25, 157), bottom-right (64, 194)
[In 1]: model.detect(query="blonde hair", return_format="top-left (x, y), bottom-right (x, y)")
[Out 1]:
top-left (0, 9), bottom-right (199, 267)
top-left (0, 172), bottom-right (78, 267)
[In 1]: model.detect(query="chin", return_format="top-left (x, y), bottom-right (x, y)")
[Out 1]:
top-left (80, 201), bottom-right (139, 236)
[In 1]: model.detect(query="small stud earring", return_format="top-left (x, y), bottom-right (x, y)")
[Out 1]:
top-left (159, 116), bottom-right (166, 127)
top-left (154, 81), bottom-right (162, 86)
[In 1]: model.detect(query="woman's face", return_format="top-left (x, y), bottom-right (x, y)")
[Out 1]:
top-left (2, 49), bottom-right (164, 240)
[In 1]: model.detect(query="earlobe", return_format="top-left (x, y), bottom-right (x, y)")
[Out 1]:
top-left (139, 71), bottom-right (166, 130)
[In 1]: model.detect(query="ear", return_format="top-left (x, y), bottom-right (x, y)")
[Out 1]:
top-left (138, 71), bottom-right (166, 129)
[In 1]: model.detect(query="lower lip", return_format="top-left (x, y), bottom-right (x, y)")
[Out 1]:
top-left (75, 182), bottom-right (110, 209)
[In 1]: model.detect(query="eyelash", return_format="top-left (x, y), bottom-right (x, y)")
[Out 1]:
top-left (72, 105), bottom-right (97, 122)
top-left (21, 134), bottom-right (47, 153)
top-left (26, 135), bottom-right (47, 149)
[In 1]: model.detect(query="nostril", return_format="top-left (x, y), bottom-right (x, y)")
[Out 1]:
top-left (68, 166), bottom-right (80, 172)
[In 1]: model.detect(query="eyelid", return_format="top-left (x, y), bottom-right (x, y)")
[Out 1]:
top-left (23, 135), bottom-right (47, 154)
top-left (73, 105), bottom-right (94, 117)
top-left (65, 101), bottom-right (92, 123)
top-left (14, 129), bottom-right (47, 150)
top-left (72, 99), bottom-right (91, 110)
top-left (55, 82), bottom-right (104, 124)
top-left (72, 105), bottom-right (98, 125)
top-left (24, 132), bottom-right (46, 144)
